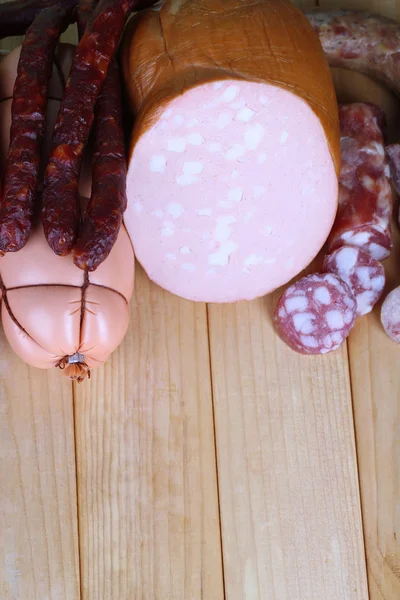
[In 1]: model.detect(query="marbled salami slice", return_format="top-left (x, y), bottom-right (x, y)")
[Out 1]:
top-left (381, 286), bottom-right (400, 343)
top-left (274, 273), bottom-right (357, 355)
top-left (328, 103), bottom-right (393, 261)
top-left (323, 246), bottom-right (385, 316)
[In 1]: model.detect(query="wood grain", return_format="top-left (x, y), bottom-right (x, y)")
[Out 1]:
top-left (74, 265), bottom-right (223, 600)
top-left (0, 328), bottom-right (80, 600)
top-left (207, 294), bottom-right (368, 599)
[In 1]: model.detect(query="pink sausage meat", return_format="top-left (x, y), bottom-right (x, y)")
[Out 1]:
top-left (274, 273), bottom-right (357, 355)
top-left (323, 246), bottom-right (385, 316)
top-left (126, 82), bottom-right (338, 302)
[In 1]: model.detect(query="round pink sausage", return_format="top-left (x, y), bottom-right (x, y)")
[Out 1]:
top-left (323, 246), bottom-right (385, 317)
top-left (381, 286), bottom-right (400, 343)
top-left (274, 273), bottom-right (357, 355)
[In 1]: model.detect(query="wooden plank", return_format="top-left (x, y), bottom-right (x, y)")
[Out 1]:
top-left (0, 328), bottom-right (80, 600)
top-left (208, 295), bottom-right (368, 599)
top-left (327, 5), bottom-right (400, 591)
top-left (74, 266), bottom-right (223, 600)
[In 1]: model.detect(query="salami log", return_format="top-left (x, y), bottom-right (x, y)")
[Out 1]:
top-left (323, 246), bottom-right (385, 316)
top-left (0, 44), bottom-right (135, 379)
top-left (121, 0), bottom-right (340, 303)
top-left (306, 10), bottom-right (400, 97)
top-left (0, 4), bottom-right (74, 254)
top-left (274, 273), bottom-right (357, 355)
top-left (0, 0), bottom-right (78, 39)
top-left (41, 0), bottom-right (158, 257)
top-left (381, 287), bottom-right (400, 343)
top-left (327, 103), bottom-right (393, 261)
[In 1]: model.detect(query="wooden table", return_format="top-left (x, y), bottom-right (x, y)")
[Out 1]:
top-left (0, 0), bottom-right (399, 598)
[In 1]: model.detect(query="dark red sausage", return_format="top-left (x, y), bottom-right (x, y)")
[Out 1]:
top-left (0, 4), bottom-right (74, 254)
top-left (77, 0), bottom-right (97, 38)
top-left (306, 10), bottom-right (400, 97)
top-left (73, 59), bottom-right (127, 271)
top-left (0, 0), bottom-right (78, 39)
top-left (41, 0), bottom-right (158, 257)
top-left (327, 103), bottom-right (393, 262)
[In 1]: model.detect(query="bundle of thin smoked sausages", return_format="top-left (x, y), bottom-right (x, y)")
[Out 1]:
top-left (1, 0), bottom-right (400, 375)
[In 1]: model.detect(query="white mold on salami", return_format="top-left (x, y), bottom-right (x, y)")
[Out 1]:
top-left (274, 273), bottom-right (357, 355)
top-left (381, 286), bottom-right (400, 343)
top-left (323, 246), bottom-right (385, 316)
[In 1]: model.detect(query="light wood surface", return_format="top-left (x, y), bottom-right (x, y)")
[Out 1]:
top-left (0, 328), bottom-right (80, 600)
top-left (74, 265), bottom-right (224, 599)
top-left (0, 0), bottom-right (400, 598)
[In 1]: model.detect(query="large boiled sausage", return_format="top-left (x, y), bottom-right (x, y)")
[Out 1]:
top-left (121, 0), bottom-right (340, 303)
top-left (0, 44), bottom-right (135, 380)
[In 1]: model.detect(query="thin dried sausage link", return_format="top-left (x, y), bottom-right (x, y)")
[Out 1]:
top-left (75, 0), bottom-right (127, 271)
top-left (0, 4), bottom-right (75, 253)
top-left (74, 59), bottom-right (126, 271)
top-left (41, 0), bottom-right (158, 257)
top-left (0, 0), bottom-right (78, 39)
top-left (77, 0), bottom-right (98, 38)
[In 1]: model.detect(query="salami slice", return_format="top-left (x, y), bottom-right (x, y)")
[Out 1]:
top-left (274, 273), bottom-right (357, 355)
top-left (381, 286), bottom-right (400, 343)
top-left (327, 103), bottom-right (393, 261)
top-left (323, 246), bottom-right (385, 316)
